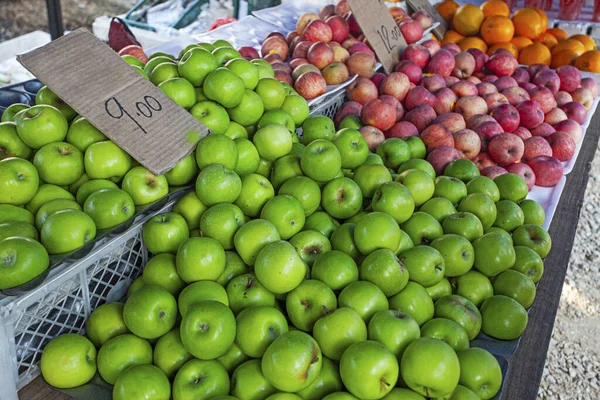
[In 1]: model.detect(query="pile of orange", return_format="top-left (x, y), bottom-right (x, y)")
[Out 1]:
top-left (434, 0), bottom-right (600, 72)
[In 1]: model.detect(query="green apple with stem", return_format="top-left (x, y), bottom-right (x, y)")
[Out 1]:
top-left (231, 359), bottom-right (277, 399)
top-left (123, 286), bottom-right (177, 339)
top-left (279, 175), bottom-right (321, 217)
top-left (178, 280), bottom-right (228, 317)
top-left (458, 193), bottom-right (497, 230)
top-left (33, 142), bottom-right (83, 186)
top-left (234, 138), bottom-right (260, 176)
top-left (302, 115), bottom-right (335, 145)
top-left (420, 318), bottom-right (469, 351)
top-left (492, 269), bottom-right (536, 308)
top-left (40, 334), bottom-right (97, 389)
top-left (419, 197), bottom-right (458, 223)
top-left (0, 237), bottom-right (49, 289)
top-left (338, 281), bottom-right (389, 323)
top-left (359, 249), bottom-right (409, 296)
top-left (290, 229), bottom-right (332, 265)
top-left (176, 236), bottom-right (226, 282)
top-left (159, 77), bottom-right (197, 110)
top-left (400, 245), bottom-right (445, 288)
top-left (511, 246), bottom-right (544, 283)
top-left (457, 347), bottom-right (502, 399)
top-left (321, 177), bottom-right (362, 219)
top-left (83, 188), bottom-right (135, 229)
top-left (354, 212), bottom-right (401, 255)
top-left (200, 203), bottom-right (244, 249)
top-left (442, 212), bottom-right (484, 242)
top-left (254, 240), bottom-right (307, 294)
top-left (190, 101), bottom-right (231, 135)
top-left (253, 123), bottom-right (293, 161)
top-left (35, 86), bottom-right (77, 121)
top-left (313, 307), bottom-right (367, 361)
top-left (395, 169), bottom-right (434, 206)
top-left (388, 281), bottom-right (434, 326)
top-left (0, 157), bottom-right (39, 205)
top-left (216, 251), bottom-right (249, 287)
top-left (178, 48), bottom-right (219, 86)
top-left (297, 357), bottom-right (343, 400)
top-left (332, 128), bottom-right (369, 169)
top-left (142, 211), bottom-right (189, 254)
top-left (180, 300), bottom-right (236, 359)
top-left (451, 270), bottom-right (493, 307)
top-left (430, 234), bottom-right (474, 277)
top-left (312, 249), bottom-right (358, 290)
top-left (301, 139), bottom-right (342, 182)
top-left (234, 173), bottom-right (275, 217)
top-left (226, 273), bottom-right (276, 315)
top-left (434, 295), bottom-right (482, 340)
top-left (85, 302), bottom-right (128, 348)
top-left (195, 164), bottom-right (242, 206)
top-left (84, 140), bottom-right (132, 182)
top-left (473, 231), bottom-right (516, 276)
top-left (352, 163), bottom-right (392, 198)
top-left (367, 310), bottom-right (421, 360)
top-left (41, 209), bottom-right (96, 254)
top-left (0, 121), bottom-right (32, 159)
top-left (112, 364), bottom-right (170, 400)
top-left (512, 224), bottom-right (552, 258)
top-left (433, 176), bottom-right (468, 206)
top-left (377, 138), bottom-right (411, 170)
top-left (401, 212), bottom-right (444, 246)
top-left (97, 333), bottom-right (153, 384)
top-left (235, 305), bottom-right (288, 357)
top-left (371, 181), bottom-right (415, 224)
top-left (1, 103), bottom-right (29, 123)
top-left (286, 279), bottom-right (337, 331)
top-left (234, 219), bottom-right (280, 266)
top-left (172, 359), bottom-right (230, 400)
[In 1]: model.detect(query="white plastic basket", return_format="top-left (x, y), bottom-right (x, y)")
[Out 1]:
top-left (308, 89), bottom-right (346, 120)
top-left (0, 195), bottom-right (185, 400)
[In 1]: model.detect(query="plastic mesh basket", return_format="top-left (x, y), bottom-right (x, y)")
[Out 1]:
top-left (308, 90), bottom-right (346, 120)
top-left (0, 197), bottom-right (182, 400)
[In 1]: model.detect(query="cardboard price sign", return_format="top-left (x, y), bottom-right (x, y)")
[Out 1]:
top-left (405, 0), bottom-right (448, 39)
top-left (17, 28), bottom-right (209, 175)
top-left (347, 0), bottom-right (407, 74)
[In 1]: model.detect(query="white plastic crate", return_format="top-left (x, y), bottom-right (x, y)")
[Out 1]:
top-left (308, 89), bottom-right (346, 119)
top-left (0, 196), bottom-right (184, 400)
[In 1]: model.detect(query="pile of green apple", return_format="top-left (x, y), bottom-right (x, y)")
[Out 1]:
top-left (40, 103), bottom-right (550, 399)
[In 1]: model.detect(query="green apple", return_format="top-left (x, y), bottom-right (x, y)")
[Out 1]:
top-left (231, 359), bottom-right (277, 399)
top-left (457, 348), bottom-right (502, 399)
top-left (255, 78), bottom-right (286, 111)
top-left (426, 277), bottom-right (452, 301)
top-left (0, 203), bottom-right (34, 225)
top-left (430, 234), bottom-right (474, 277)
top-left (270, 154), bottom-right (303, 190)
top-left (216, 251), bottom-right (249, 287)
top-left (382, 388), bottom-right (426, 399)
top-left (251, 58), bottom-right (273, 71)
top-left (330, 223), bottom-right (360, 261)
top-left (234, 218), bottom-right (280, 265)
top-left (398, 159), bottom-right (436, 179)
top-left (494, 173), bottom-right (528, 202)
top-left (35, 86), bottom-right (77, 121)
top-left (401, 337), bottom-right (460, 398)
top-left (473, 231), bottom-right (516, 276)
top-left (466, 175), bottom-right (500, 202)
top-left (132, 65), bottom-right (149, 79)
top-left (40, 334), bottom-right (97, 389)
top-left (197, 42), bottom-right (217, 52)
top-left (159, 77), bottom-right (197, 110)
top-left (257, 110), bottom-right (296, 134)
top-left (142, 253), bottom-right (185, 295)
top-left (172, 359), bottom-right (229, 400)
top-left (83, 188), bottom-right (134, 229)
top-left (142, 211), bottom-right (189, 254)
top-left (359, 249), bottom-right (409, 296)
top-left (68, 173), bottom-right (90, 195)
top-left (122, 54), bottom-right (145, 67)
top-left (195, 164), bottom-right (242, 206)
top-left (200, 203), bottom-right (245, 250)
top-left (511, 246), bottom-right (544, 283)
top-left (458, 193), bottom-right (497, 230)
top-left (225, 121), bottom-right (248, 139)
top-left (403, 137), bottom-right (427, 159)
top-left (512, 224), bottom-right (552, 258)
top-left (493, 200), bottom-right (524, 232)
top-left (286, 279), bottom-right (337, 331)
top-left (395, 169), bottom-right (435, 206)
top-left (338, 281), bottom-right (389, 322)
top-left (485, 226), bottom-right (513, 243)
top-left (234, 173), bottom-right (275, 217)
top-left (176, 236), bottom-right (226, 282)
top-left (255, 240), bottom-right (307, 293)
top-left (180, 300), bottom-right (236, 359)
top-left (451, 270), bottom-right (493, 307)
top-left (226, 273), bottom-right (276, 314)
top-left (203, 67), bottom-right (245, 108)
top-left (0, 157), bottom-right (39, 205)
top-left (0, 221), bottom-right (38, 241)
top-left (0, 237), bottom-right (49, 289)
top-left (312, 250), bottom-right (358, 290)
top-left (190, 100), bottom-right (231, 135)
top-left (302, 116), bottom-right (335, 145)
top-left (0, 121), bottom-right (32, 159)
top-left (442, 212), bottom-right (484, 242)
top-left (354, 212), bottom-right (401, 255)
top-left (234, 138), bottom-right (260, 175)
top-left (235, 305), bottom-right (288, 357)
top-left (226, 58), bottom-right (259, 89)
top-left (313, 307), bottom-right (367, 360)
top-left (321, 177), bottom-right (362, 219)
top-left (290, 228), bottom-right (332, 265)
top-left (279, 175), bottom-right (321, 216)
top-left (127, 276), bottom-right (145, 297)
top-left (340, 340), bottom-right (398, 399)
top-left (352, 163), bottom-right (392, 198)
top-left (97, 333), bottom-right (153, 384)
top-left (519, 199), bottom-right (545, 226)
top-left (256, 157), bottom-right (273, 177)
top-left (434, 176), bottom-right (468, 205)
top-left (261, 330), bottom-right (322, 392)
top-left (178, 280), bottom-right (229, 316)
top-left (213, 47), bottom-right (242, 66)
top-left (444, 159), bottom-right (480, 182)
top-left (253, 123), bottom-right (293, 161)
top-left (368, 310), bottom-right (420, 360)
top-left (150, 62), bottom-right (180, 85)
top-left (33, 142), bottom-right (83, 186)
top-left (28, 184), bottom-right (75, 215)
top-left (36, 198), bottom-right (81, 230)
top-left (339, 115), bottom-right (363, 130)
top-left (420, 318), bottom-right (469, 351)
top-left (76, 179), bottom-right (118, 205)
top-left (371, 181), bottom-right (415, 224)
top-left (217, 342), bottom-right (249, 374)
top-left (301, 139), bottom-right (342, 182)
top-left (297, 357), bottom-right (343, 400)
top-left (281, 95), bottom-right (310, 126)
top-left (323, 393), bottom-right (359, 399)
top-left (480, 295), bottom-right (528, 340)
top-left (400, 245), bottom-right (445, 288)
top-left (165, 153), bottom-right (198, 186)
top-left (113, 364), bottom-right (170, 400)
top-left (401, 211), bottom-right (443, 246)
top-left (492, 269), bottom-right (536, 308)
top-left (178, 48), bottom-right (219, 86)
top-left (1, 103), bottom-right (29, 123)
top-left (41, 209), bottom-right (96, 254)
top-left (419, 197), bottom-right (457, 223)
top-left (123, 286), bottom-right (177, 339)
top-left (377, 138), bottom-right (411, 170)
top-left (389, 282), bottom-right (434, 326)
top-left (85, 302), bottom-right (128, 348)
top-left (434, 295), bottom-right (482, 340)
top-left (228, 89), bottom-right (264, 126)
top-left (84, 140), bottom-right (132, 181)
top-left (332, 128), bottom-right (369, 169)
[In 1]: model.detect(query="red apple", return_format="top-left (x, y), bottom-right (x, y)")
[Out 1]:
top-left (490, 103), bottom-right (520, 132)
top-left (467, 114), bottom-right (495, 129)
top-left (342, 37), bottom-right (361, 49)
top-left (292, 64), bottom-right (320, 80)
top-left (555, 65), bottom-right (581, 93)
top-left (307, 42), bottom-right (334, 69)
top-left (347, 52), bottom-right (377, 78)
top-left (369, 72), bottom-right (385, 89)
top-left (474, 120), bottom-right (503, 151)
top-left (322, 62), bottom-right (349, 85)
top-left (485, 53), bottom-right (518, 77)
top-left (272, 62), bottom-right (292, 75)
top-left (238, 46), bottom-right (260, 60)
top-left (544, 107), bottom-right (568, 126)
top-left (511, 67), bottom-right (531, 83)
top-left (453, 128), bottom-right (481, 159)
top-left (433, 112), bottom-right (466, 133)
top-left (505, 163), bottom-right (536, 190)
top-left (528, 156), bottom-right (563, 187)
top-left (379, 95), bottom-right (405, 122)
top-left (422, 39), bottom-right (441, 55)
top-left (482, 166), bottom-right (508, 180)
top-left (494, 76), bottom-right (518, 92)
top-left (304, 20), bottom-right (333, 43)
top-left (119, 45), bottom-right (149, 63)
top-left (519, 81), bottom-right (537, 92)
top-left (412, 10), bottom-right (433, 29)
top-left (399, 19), bottom-right (424, 44)
top-left (502, 86), bottom-right (530, 106)
top-left (380, 72), bottom-right (410, 101)
top-left (389, 6), bottom-right (406, 20)
top-left (468, 76), bottom-right (482, 84)
top-left (528, 87), bottom-right (557, 114)
top-left (513, 126), bottom-right (532, 141)
top-left (571, 87), bottom-right (594, 110)
top-left (450, 52), bottom-right (475, 79)
top-left (445, 76), bottom-right (460, 87)
top-left (483, 92), bottom-right (509, 111)
top-left (293, 41), bottom-right (313, 59)
top-left (530, 122), bottom-right (555, 138)
top-left (426, 49), bottom-right (455, 78)
top-left (488, 132), bottom-right (524, 166)
top-left (348, 42), bottom-right (375, 57)
top-left (553, 119), bottom-right (582, 142)
top-left (290, 58), bottom-right (309, 69)
top-left (360, 125), bottom-right (386, 152)
top-left (295, 71), bottom-right (327, 99)
top-left (335, 0), bottom-right (350, 17)
top-left (320, 4), bottom-right (335, 19)
top-left (532, 70), bottom-right (560, 95)
top-left (490, 48), bottom-right (515, 58)
top-left (522, 136), bottom-right (553, 163)
top-left (403, 104), bottom-right (437, 132)
top-left (402, 44), bottom-right (430, 69)
top-left (344, 13), bottom-right (362, 38)
top-left (386, 121), bottom-right (418, 138)
top-left (472, 152), bottom-right (497, 171)
top-left (427, 146), bottom-right (462, 174)
top-left (261, 36), bottom-right (289, 60)
top-left (455, 95), bottom-right (488, 120)
top-left (274, 70), bottom-right (293, 85)
top-left (527, 63), bottom-right (549, 79)
top-left (516, 100), bottom-right (544, 129)
top-left (441, 43), bottom-right (460, 55)
top-left (346, 77), bottom-right (378, 105)
top-left (361, 99), bottom-right (396, 131)
top-left (264, 53), bottom-right (283, 65)
top-left (477, 82), bottom-right (499, 96)
top-left (554, 91), bottom-right (573, 107)
top-left (546, 131), bottom-right (576, 161)
top-left (405, 86), bottom-right (436, 110)
top-left (580, 77), bottom-right (598, 97)
top-left (467, 48), bottom-right (489, 73)
top-left (560, 101), bottom-right (587, 124)
top-left (326, 16), bottom-right (349, 43)
top-left (286, 31), bottom-right (298, 45)
top-left (334, 101), bottom-right (363, 127)
top-left (482, 74), bottom-right (499, 83)
top-left (433, 87), bottom-right (458, 115)
top-left (422, 74), bottom-right (446, 92)
top-left (420, 124), bottom-right (454, 151)
top-left (394, 60), bottom-right (422, 85)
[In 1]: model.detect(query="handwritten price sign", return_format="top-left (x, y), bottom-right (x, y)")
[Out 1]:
top-left (347, 0), bottom-right (407, 74)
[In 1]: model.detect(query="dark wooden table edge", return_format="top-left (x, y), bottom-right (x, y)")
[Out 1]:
top-left (502, 110), bottom-right (600, 400)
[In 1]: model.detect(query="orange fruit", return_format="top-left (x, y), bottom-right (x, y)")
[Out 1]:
top-left (453, 4), bottom-right (485, 37)
top-left (551, 39), bottom-right (586, 56)
top-left (533, 8), bottom-right (548, 32)
top-left (547, 28), bottom-right (569, 41)
top-left (436, 0), bottom-right (460, 23)
top-left (511, 36), bottom-right (534, 51)
top-left (574, 50), bottom-right (600, 72)
top-left (570, 34), bottom-right (597, 52)
top-left (480, 16), bottom-right (515, 45)
top-left (480, 0), bottom-right (510, 17)
top-left (512, 8), bottom-right (543, 39)
top-left (442, 30), bottom-right (466, 44)
top-left (535, 32), bottom-right (558, 49)
top-left (518, 42), bottom-right (552, 65)
top-left (551, 49), bottom-right (579, 68)
top-left (459, 37), bottom-right (489, 53)
top-left (488, 42), bottom-right (519, 58)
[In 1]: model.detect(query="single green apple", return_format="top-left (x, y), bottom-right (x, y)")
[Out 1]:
top-left (511, 246), bottom-right (544, 283)
top-left (368, 310), bottom-right (421, 360)
top-left (142, 211), bottom-right (189, 254)
top-left (338, 281), bottom-right (389, 323)
top-left (235, 305), bottom-right (288, 357)
top-left (473, 231), bottom-right (516, 276)
top-left (40, 334), bottom-right (97, 389)
top-left (234, 218), bottom-right (280, 266)
top-left (512, 224), bottom-right (552, 258)
top-left (255, 240), bottom-right (307, 293)
top-left (0, 236), bottom-right (49, 289)
top-left (85, 302), bottom-right (128, 348)
top-left (0, 157), bottom-right (39, 205)
top-left (234, 173), bottom-right (275, 217)
top-left (112, 364), bottom-right (170, 400)
top-left (434, 295), bottom-right (482, 340)
top-left (40, 209), bottom-right (96, 254)
top-left (176, 236), bottom-right (226, 282)
top-left (226, 273), bottom-right (276, 314)
top-left (200, 202), bottom-right (244, 249)
top-left (456, 347), bottom-right (502, 399)
top-left (180, 300), bottom-right (236, 359)
top-left (122, 286), bottom-right (177, 339)
top-left (451, 270), bottom-right (494, 307)
top-left (286, 279), bottom-right (337, 331)
top-left (395, 169), bottom-right (434, 206)
top-left (401, 211), bottom-right (444, 246)
top-left (97, 333), bottom-right (153, 384)
top-left (172, 359), bottom-right (229, 400)
top-left (420, 318), bottom-right (469, 351)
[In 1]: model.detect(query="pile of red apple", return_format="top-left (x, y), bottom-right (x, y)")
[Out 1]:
top-left (236, 1), bottom-right (434, 101)
top-left (335, 42), bottom-right (597, 188)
